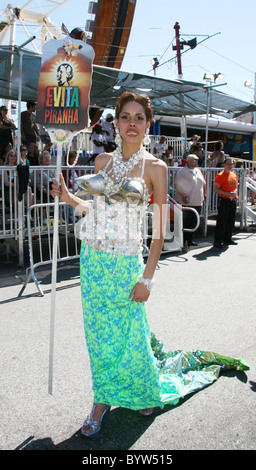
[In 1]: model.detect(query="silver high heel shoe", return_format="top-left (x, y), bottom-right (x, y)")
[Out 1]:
top-left (81, 404), bottom-right (110, 438)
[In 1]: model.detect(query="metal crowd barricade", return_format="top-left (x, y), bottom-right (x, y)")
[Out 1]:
top-left (150, 136), bottom-right (184, 158)
top-left (19, 190), bottom-right (200, 295)
top-left (15, 164), bottom-right (94, 296)
top-left (0, 164), bottom-right (94, 239)
top-left (168, 166), bottom-right (246, 235)
top-left (0, 166), bottom-right (19, 238)
top-left (19, 200), bottom-right (160, 295)
top-left (18, 201), bottom-right (83, 296)
top-left (143, 193), bottom-right (200, 257)
top-left (0, 164), bottom-right (249, 283)
top-left (245, 176), bottom-right (256, 226)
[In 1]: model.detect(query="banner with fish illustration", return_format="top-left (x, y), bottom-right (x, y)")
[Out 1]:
top-left (36, 35), bottom-right (95, 142)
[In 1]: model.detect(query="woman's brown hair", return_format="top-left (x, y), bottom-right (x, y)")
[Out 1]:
top-left (115, 92), bottom-right (153, 124)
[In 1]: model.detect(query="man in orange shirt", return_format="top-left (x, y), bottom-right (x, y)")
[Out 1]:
top-left (213, 157), bottom-right (238, 248)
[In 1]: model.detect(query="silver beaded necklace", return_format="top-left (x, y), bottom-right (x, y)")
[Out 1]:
top-left (112, 146), bottom-right (144, 184)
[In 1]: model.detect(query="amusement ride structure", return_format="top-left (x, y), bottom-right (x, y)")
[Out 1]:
top-left (0, 0), bottom-right (136, 64)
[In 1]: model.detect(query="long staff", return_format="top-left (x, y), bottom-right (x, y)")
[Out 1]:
top-left (48, 142), bottom-right (63, 395)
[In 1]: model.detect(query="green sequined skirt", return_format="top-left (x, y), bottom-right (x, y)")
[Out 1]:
top-left (80, 243), bottom-right (249, 410)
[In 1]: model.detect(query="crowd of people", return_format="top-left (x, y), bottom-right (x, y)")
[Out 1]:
top-left (0, 103), bottom-right (118, 215)
top-left (0, 101), bottom-right (247, 173)
top-left (0, 101), bottom-right (50, 165)
top-left (151, 133), bottom-right (253, 253)
top-left (0, 101), bottom-right (254, 250)
top-left (0, 101), bottom-right (117, 167)
top-left (174, 151), bottom-right (240, 252)
top-left (151, 133), bottom-right (236, 169)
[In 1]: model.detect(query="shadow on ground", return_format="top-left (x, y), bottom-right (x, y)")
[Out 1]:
top-left (15, 369), bottom-right (250, 451)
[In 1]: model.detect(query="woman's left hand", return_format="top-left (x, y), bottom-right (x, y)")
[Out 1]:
top-left (129, 282), bottom-right (150, 303)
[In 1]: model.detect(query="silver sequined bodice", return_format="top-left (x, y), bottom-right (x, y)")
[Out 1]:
top-left (75, 155), bottom-right (150, 256)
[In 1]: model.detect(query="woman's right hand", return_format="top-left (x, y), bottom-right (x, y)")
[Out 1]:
top-left (51, 173), bottom-right (90, 215)
top-left (51, 173), bottom-right (69, 202)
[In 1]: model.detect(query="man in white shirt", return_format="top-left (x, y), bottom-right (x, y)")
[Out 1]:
top-left (174, 154), bottom-right (206, 251)
top-left (153, 136), bottom-right (168, 159)
top-left (188, 134), bottom-right (201, 150)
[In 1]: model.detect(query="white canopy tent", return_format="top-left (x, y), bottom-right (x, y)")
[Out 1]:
top-left (1, 45), bottom-right (256, 118)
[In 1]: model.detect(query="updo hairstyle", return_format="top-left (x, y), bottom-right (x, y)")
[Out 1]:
top-left (115, 92), bottom-right (153, 124)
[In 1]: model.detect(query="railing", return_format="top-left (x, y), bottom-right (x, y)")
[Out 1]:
top-left (150, 136), bottom-right (184, 157)
top-left (0, 164), bottom-right (249, 263)
top-left (0, 166), bottom-right (19, 239)
top-left (50, 133), bottom-right (184, 165)
top-left (245, 176), bottom-right (256, 226)
top-left (18, 193), bottom-right (201, 296)
top-left (0, 164), bottom-right (93, 236)
top-left (232, 156), bottom-right (256, 172)
top-left (18, 202), bottom-right (82, 296)
top-left (167, 166), bottom-right (246, 233)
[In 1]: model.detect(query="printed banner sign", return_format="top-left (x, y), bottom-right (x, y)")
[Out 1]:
top-left (36, 36), bottom-right (94, 142)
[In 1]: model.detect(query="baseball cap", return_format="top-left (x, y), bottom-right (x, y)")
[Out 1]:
top-left (187, 154), bottom-right (199, 160)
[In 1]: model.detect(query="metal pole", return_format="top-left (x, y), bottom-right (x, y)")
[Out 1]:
top-left (15, 39), bottom-right (36, 267)
top-left (6, 9), bottom-right (16, 108)
top-left (205, 87), bottom-right (210, 167)
top-left (17, 51), bottom-right (23, 163)
top-left (254, 71), bottom-right (256, 125)
top-left (204, 81), bottom-right (227, 167)
top-left (173, 22), bottom-right (182, 78)
top-left (180, 116), bottom-right (187, 155)
top-left (173, 23), bottom-right (187, 154)
top-left (48, 142), bottom-right (63, 395)
top-left (17, 50), bottom-right (23, 266)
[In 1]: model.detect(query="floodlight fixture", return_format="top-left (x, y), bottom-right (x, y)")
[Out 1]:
top-left (203, 72), bottom-right (224, 83)
top-left (150, 57), bottom-right (159, 68)
top-left (203, 72), bottom-right (213, 81)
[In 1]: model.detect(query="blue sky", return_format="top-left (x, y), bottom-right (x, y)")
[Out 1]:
top-left (1, 0), bottom-right (256, 103)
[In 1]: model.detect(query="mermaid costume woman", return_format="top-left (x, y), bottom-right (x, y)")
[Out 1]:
top-left (76, 150), bottom-right (249, 410)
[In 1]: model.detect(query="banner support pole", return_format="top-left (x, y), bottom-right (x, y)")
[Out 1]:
top-left (48, 142), bottom-right (63, 395)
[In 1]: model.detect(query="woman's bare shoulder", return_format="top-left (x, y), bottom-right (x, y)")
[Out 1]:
top-left (145, 151), bottom-right (168, 173)
top-left (94, 152), bottom-right (113, 172)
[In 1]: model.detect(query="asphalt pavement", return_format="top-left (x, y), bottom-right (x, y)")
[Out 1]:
top-left (0, 222), bottom-right (255, 457)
